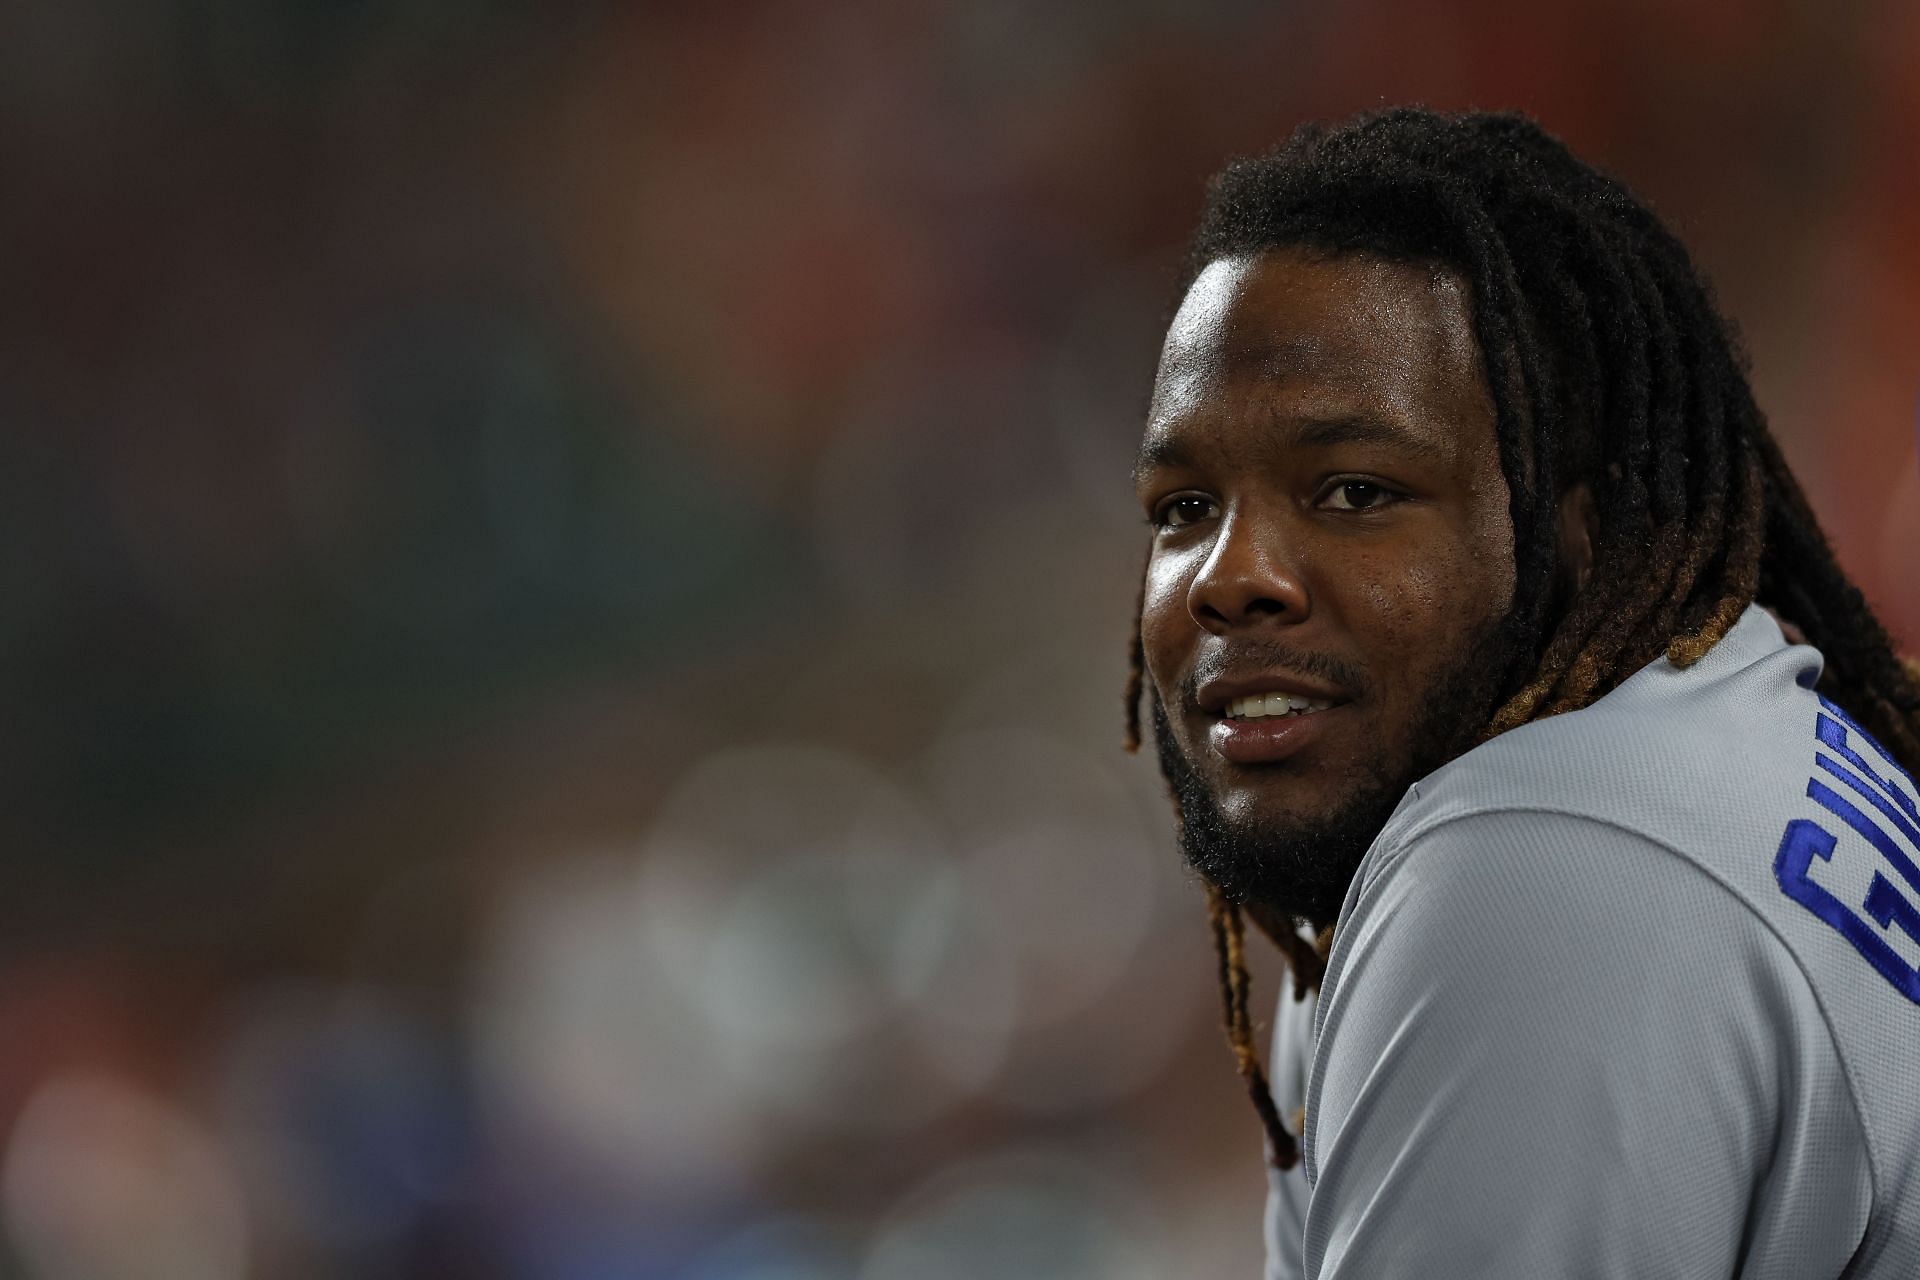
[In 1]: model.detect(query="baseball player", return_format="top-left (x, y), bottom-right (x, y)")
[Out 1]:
top-left (1125, 108), bottom-right (1920, 1276)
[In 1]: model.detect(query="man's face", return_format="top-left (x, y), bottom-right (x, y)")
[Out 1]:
top-left (1135, 248), bottom-right (1521, 922)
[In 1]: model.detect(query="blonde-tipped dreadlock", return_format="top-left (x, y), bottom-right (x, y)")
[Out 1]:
top-left (1205, 886), bottom-right (1295, 1165)
top-left (1125, 108), bottom-right (1920, 1173)
top-left (1202, 886), bottom-right (1332, 1170)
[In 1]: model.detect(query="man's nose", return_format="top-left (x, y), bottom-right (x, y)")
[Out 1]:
top-left (1186, 509), bottom-right (1310, 635)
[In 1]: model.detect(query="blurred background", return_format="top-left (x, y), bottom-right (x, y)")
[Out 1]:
top-left (0, 0), bottom-right (1915, 1276)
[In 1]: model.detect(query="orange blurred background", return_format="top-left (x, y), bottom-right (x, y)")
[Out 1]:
top-left (0, 1), bottom-right (1914, 1276)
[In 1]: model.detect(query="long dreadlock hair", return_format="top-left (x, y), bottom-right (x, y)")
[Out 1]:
top-left (1121, 108), bottom-right (1920, 1171)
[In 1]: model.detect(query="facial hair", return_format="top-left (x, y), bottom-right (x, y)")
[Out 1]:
top-left (1152, 609), bottom-right (1530, 928)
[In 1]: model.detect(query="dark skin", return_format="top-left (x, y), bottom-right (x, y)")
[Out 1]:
top-left (1135, 249), bottom-right (1594, 913)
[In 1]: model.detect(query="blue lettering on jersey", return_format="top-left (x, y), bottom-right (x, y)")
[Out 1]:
top-left (1776, 696), bottom-right (1920, 1002)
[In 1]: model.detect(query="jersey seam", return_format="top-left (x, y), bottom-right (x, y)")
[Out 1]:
top-left (1339, 802), bottom-right (1882, 1219)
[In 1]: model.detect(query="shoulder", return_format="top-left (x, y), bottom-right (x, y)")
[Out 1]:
top-left (1324, 757), bottom-right (1822, 1069)
top-left (1301, 800), bottom-right (1871, 1276)
top-left (1327, 805), bottom-right (1785, 1017)
top-left (1348, 605), bottom-right (1828, 914)
top-left (1297, 611), bottom-right (1884, 1270)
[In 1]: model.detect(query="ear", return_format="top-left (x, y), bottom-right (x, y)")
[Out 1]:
top-left (1556, 482), bottom-right (1598, 597)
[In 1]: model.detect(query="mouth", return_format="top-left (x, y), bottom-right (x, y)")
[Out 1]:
top-left (1195, 677), bottom-right (1352, 767)
top-left (1196, 669), bottom-right (1352, 717)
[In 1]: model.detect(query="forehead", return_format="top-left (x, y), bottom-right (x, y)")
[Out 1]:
top-left (1142, 249), bottom-right (1492, 469)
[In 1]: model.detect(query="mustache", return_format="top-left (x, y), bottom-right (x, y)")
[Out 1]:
top-left (1177, 641), bottom-right (1370, 707)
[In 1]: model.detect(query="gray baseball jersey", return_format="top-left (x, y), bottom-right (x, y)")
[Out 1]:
top-left (1263, 604), bottom-right (1920, 1277)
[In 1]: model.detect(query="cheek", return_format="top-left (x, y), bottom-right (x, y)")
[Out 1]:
top-left (1349, 568), bottom-right (1444, 679)
top-left (1340, 541), bottom-right (1507, 676)
top-left (1464, 458), bottom-right (1519, 601)
top-left (1138, 554), bottom-right (1192, 689)
top-left (1467, 518), bottom-right (1518, 617)
top-left (1336, 541), bottom-right (1445, 625)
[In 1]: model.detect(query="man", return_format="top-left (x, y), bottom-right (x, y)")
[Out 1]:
top-left (1126, 108), bottom-right (1920, 1277)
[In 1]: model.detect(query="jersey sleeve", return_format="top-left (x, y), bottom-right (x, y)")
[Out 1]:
top-left (1300, 808), bottom-right (1868, 1279)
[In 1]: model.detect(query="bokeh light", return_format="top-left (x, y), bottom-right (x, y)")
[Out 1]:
top-left (3, 1072), bottom-right (248, 1280)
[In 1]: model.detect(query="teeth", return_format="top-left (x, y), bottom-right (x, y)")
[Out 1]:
top-left (1226, 693), bottom-right (1334, 720)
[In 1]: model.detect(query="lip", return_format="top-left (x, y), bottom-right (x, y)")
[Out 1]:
top-left (1208, 703), bottom-right (1342, 764)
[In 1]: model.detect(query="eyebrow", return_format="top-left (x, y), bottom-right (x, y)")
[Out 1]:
top-left (1290, 413), bottom-right (1451, 463)
top-left (1131, 435), bottom-right (1192, 488)
top-left (1132, 412), bottom-right (1450, 488)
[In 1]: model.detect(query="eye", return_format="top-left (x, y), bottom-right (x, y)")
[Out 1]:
top-left (1151, 493), bottom-right (1219, 529)
top-left (1320, 480), bottom-right (1401, 512)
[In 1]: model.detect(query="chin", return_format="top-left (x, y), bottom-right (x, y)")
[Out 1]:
top-left (1191, 799), bottom-right (1397, 924)
top-left (1153, 700), bottom-right (1408, 925)
top-left (1213, 774), bottom-right (1348, 831)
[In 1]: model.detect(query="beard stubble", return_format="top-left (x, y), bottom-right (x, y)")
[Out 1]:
top-left (1151, 608), bottom-right (1529, 928)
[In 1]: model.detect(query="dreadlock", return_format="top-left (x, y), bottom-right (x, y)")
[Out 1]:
top-left (1122, 108), bottom-right (1920, 1172)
